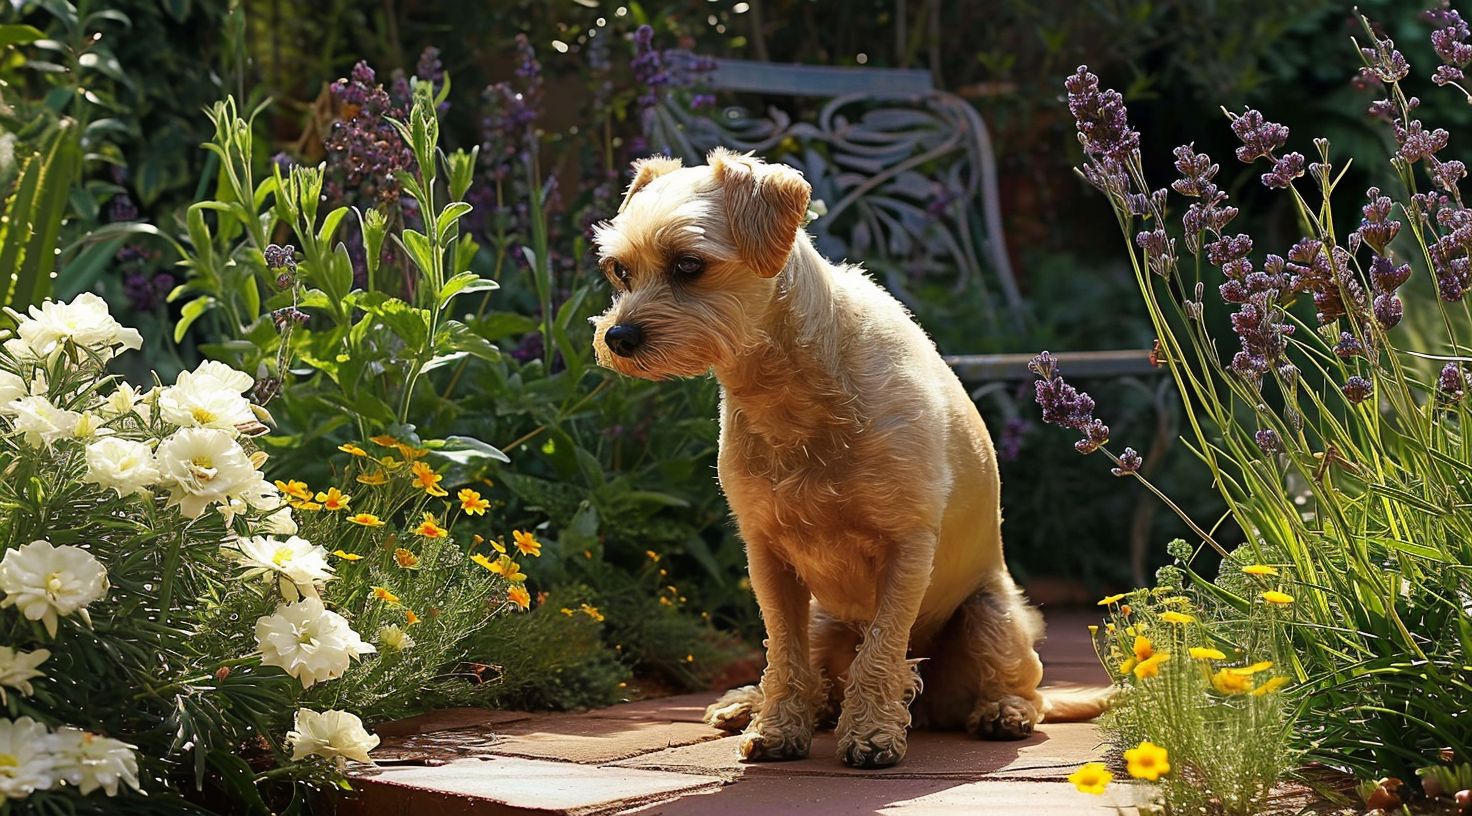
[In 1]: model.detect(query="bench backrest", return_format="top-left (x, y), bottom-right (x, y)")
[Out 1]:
top-left (644, 57), bottom-right (1026, 333)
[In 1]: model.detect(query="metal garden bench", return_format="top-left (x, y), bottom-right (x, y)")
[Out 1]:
top-left (645, 57), bottom-right (1172, 586)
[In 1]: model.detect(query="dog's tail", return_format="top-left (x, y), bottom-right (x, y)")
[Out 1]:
top-left (1040, 686), bottom-right (1114, 722)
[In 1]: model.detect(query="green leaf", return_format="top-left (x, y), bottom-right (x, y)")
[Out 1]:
top-left (174, 296), bottom-right (217, 342)
top-left (1367, 483), bottom-right (1443, 515)
top-left (369, 297), bottom-right (430, 348)
top-left (433, 201), bottom-right (472, 242)
top-left (437, 271), bottom-right (499, 306)
top-left (432, 435), bottom-right (510, 465)
top-left (399, 228), bottom-right (436, 276)
top-left (439, 320), bottom-right (501, 362)
top-left (0, 25), bottom-right (45, 49)
top-left (317, 206), bottom-right (350, 246)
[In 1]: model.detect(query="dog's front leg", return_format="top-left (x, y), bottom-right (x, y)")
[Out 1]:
top-left (835, 536), bottom-right (935, 768)
top-left (741, 540), bottom-right (820, 761)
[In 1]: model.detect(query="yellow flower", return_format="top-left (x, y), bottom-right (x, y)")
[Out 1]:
top-left (394, 548), bottom-right (419, 569)
top-left (1189, 647), bottom-right (1226, 660)
top-left (315, 487), bottom-right (351, 511)
top-left (646, 550), bottom-right (661, 562)
top-left (372, 586), bottom-right (400, 605)
top-left (347, 513), bottom-right (385, 527)
top-left (1124, 741), bottom-right (1171, 781)
top-left (560, 607), bottom-right (575, 616)
top-left (1068, 762), bottom-right (1113, 795)
top-left (1118, 657), bottom-right (1137, 676)
top-left (369, 434), bottom-right (400, 448)
top-left (459, 488), bottom-right (490, 516)
top-left (490, 539), bottom-right (507, 554)
top-left (1231, 660), bottom-right (1273, 675)
top-left (331, 549), bottom-right (363, 561)
top-left (1242, 564), bottom-right (1278, 576)
top-left (274, 480), bottom-right (312, 502)
top-left (1159, 611), bottom-right (1195, 625)
top-left (1133, 652), bottom-right (1170, 680)
top-left (508, 585), bottom-right (531, 610)
top-left (356, 470), bottom-right (390, 486)
top-left (405, 609), bottom-right (421, 626)
top-left (1212, 668), bottom-right (1253, 695)
top-left (395, 443), bottom-right (429, 461)
top-left (1262, 590), bottom-right (1294, 605)
top-left (414, 513), bottom-right (448, 539)
top-left (410, 461), bottom-right (448, 497)
top-left (512, 529), bottom-right (542, 557)
top-left (292, 500), bottom-right (323, 512)
top-left (495, 556), bottom-right (527, 583)
top-left (1097, 593), bottom-right (1127, 606)
top-left (1251, 676), bottom-right (1290, 696)
top-left (1132, 635), bottom-right (1154, 661)
top-left (579, 603), bottom-right (605, 622)
top-left (378, 455), bottom-right (401, 469)
top-left (338, 443), bottom-right (368, 457)
top-left (470, 553), bottom-right (497, 573)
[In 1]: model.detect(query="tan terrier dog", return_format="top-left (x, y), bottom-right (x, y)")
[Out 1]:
top-left (591, 149), bottom-right (1107, 768)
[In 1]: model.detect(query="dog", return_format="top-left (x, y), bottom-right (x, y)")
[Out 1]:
top-left (591, 149), bottom-right (1108, 768)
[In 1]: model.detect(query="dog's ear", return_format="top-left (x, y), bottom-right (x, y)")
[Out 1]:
top-left (618, 155), bottom-right (683, 212)
top-left (708, 148), bottom-right (811, 278)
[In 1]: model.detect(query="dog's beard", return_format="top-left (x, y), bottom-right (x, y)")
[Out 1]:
top-left (593, 289), bottom-right (764, 380)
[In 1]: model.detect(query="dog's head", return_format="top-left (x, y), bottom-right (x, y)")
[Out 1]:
top-left (590, 149), bottom-right (812, 380)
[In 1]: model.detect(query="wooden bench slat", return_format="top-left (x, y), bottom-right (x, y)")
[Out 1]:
top-left (944, 349), bottom-right (1157, 381)
top-left (708, 57), bottom-right (935, 98)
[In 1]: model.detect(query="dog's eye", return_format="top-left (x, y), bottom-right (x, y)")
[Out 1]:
top-left (673, 255), bottom-right (705, 278)
top-left (611, 261), bottom-right (631, 289)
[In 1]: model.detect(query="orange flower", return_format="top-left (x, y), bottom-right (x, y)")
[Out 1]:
top-left (315, 487), bottom-right (351, 511)
top-left (512, 529), bottom-right (542, 557)
top-left (405, 609), bottom-right (421, 626)
top-left (356, 470), bottom-right (389, 486)
top-left (274, 480), bottom-right (312, 502)
top-left (347, 513), bottom-right (385, 527)
top-left (410, 461), bottom-right (448, 497)
top-left (394, 547), bottom-right (419, 568)
top-left (507, 585), bottom-right (531, 610)
top-left (369, 434), bottom-right (400, 448)
top-left (414, 513), bottom-right (448, 539)
top-left (372, 586), bottom-right (400, 605)
top-left (1132, 635), bottom-right (1154, 662)
top-left (338, 443), bottom-right (368, 457)
top-left (459, 488), bottom-right (490, 516)
top-left (395, 443), bottom-right (428, 461)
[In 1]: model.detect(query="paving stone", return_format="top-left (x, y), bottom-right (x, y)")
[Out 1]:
top-left (375, 707), bottom-right (533, 738)
top-left (611, 735), bottom-right (749, 781)
top-left (489, 714), bottom-right (725, 764)
top-left (348, 755), bottom-right (725, 816)
top-left (619, 775), bottom-right (1136, 815)
top-left (585, 693), bottom-right (721, 725)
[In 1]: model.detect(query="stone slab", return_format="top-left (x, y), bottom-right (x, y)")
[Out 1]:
top-left (375, 707), bottom-right (533, 738)
top-left (620, 775), bottom-right (1137, 815)
top-left (584, 693), bottom-right (722, 725)
top-left (349, 756), bottom-right (725, 816)
top-left (489, 715), bottom-right (726, 764)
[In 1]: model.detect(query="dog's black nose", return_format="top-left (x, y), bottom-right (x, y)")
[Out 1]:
top-left (604, 323), bottom-right (644, 357)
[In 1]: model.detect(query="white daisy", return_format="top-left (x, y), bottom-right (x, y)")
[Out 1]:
top-left (50, 728), bottom-right (139, 797)
top-left (0, 646), bottom-right (49, 703)
top-left (82, 438), bottom-right (160, 497)
top-left (232, 535), bottom-right (334, 601)
top-left (286, 709), bottom-right (379, 769)
top-left (0, 541), bottom-right (109, 638)
top-left (255, 598), bottom-right (375, 688)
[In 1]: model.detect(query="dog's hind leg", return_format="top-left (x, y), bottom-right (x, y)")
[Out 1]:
top-left (961, 582), bottom-right (1046, 740)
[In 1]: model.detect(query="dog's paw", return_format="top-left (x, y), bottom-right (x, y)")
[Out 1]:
top-left (738, 726), bottom-right (811, 762)
top-left (967, 695), bottom-right (1039, 741)
top-left (837, 727), bottom-right (907, 769)
top-left (704, 685), bottom-right (761, 732)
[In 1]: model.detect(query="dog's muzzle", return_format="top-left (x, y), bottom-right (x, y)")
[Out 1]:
top-left (604, 323), bottom-right (645, 358)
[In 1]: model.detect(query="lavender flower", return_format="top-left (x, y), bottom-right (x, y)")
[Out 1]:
top-left (1064, 66), bottom-right (1140, 162)
top-left (1430, 158), bottom-right (1466, 193)
top-left (1255, 428), bottom-right (1283, 454)
top-left (1171, 144), bottom-right (1219, 197)
top-left (1394, 119), bottom-right (1450, 164)
top-left (1342, 375), bottom-right (1375, 405)
top-left (1358, 188), bottom-right (1402, 255)
top-left (264, 244), bottom-right (297, 271)
top-left (1427, 7), bottom-right (1472, 89)
top-left (1334, 331), bottom-right (1365, 359)
top-left (325, 60), bottom-right (414, 208)
top-left (1230, 109), bottom-right (1289, 163)
top-left (1261, 152), bottom-right (1305, 189)
top-left (1361, 35), bottom-right (1411, 82)
top-left (1374, 293), bottom-right (1404, 329)
top-left (1030, 351), bottom-right (1111, 455)
top-left (1228, 295), bottom-right (1295, 385)
top-left (1111, 447), bottom-right (1143, 476)
top-left (1439, 362), bottom-right (1466, 400)
top-left (271, 307), bottom-right (310, 332)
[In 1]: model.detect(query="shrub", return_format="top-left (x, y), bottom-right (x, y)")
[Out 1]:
top-left (1047, 4), bottom-right (1472, 810)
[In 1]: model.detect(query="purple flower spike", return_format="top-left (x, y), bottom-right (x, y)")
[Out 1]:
top-left (1065, 66), bottom-right (1140, 162)
top-left (1373, 292), bottom-right (1404, 329)
top-left (1111, 447), bottom-right (1143, 476)
top-left (1334, 332), bottom-right (1365, 359)
top-left (1261, 152), bottom-right (1305, 188)
top-left (1230, 109), bottom-right (1289, 163)
top-left (1343, 376), bottom-right (1375, 405)
top-left (1439, 362), bottom-right (1466, 400)
top-left (1030, 351), bottom-right (1111, 455)
top-left (1255, 428), bottom-right (1283, 454)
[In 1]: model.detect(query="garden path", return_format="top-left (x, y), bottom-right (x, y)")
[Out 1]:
top-left (341, 610), bottom-right (1138, 815)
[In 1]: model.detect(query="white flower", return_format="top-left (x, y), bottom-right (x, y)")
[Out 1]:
top-left (376, 624), bottom-right (415, 652)
top-left (255, 598), bottom-right (375, 688)
top-left (100, 383), bottom-right (145, 419)
top-left (0, 542), bottom-right (108, 638)
top-left (286, 709), bottom-right (379, 769)
top-left (157, 378), bottom-right (255, 433)
top-left (261, 505), bottom-right (298, 536)
top-left (6, 396), bottom-right (81, 448)
top-left (0, 372), bottom-right (24, 412)
top-left (9, 293), bottom-right (143, 361)
top-left (233, 536), bottom-right (334, 601)
top-left (51, 728), bottom-right (139, 797)
top-left (0, 647), bottom-right (49, 704)
top-left (154, 428), bottom-right (261, 519)
top-left (185, 360), bottom-right (255, 394)
top-left (0, 716), bottom-right (57, 802)
top-left (82, 438), bottom-right (159, 497)
top-left (69, 412), bottom-right (112, 441)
